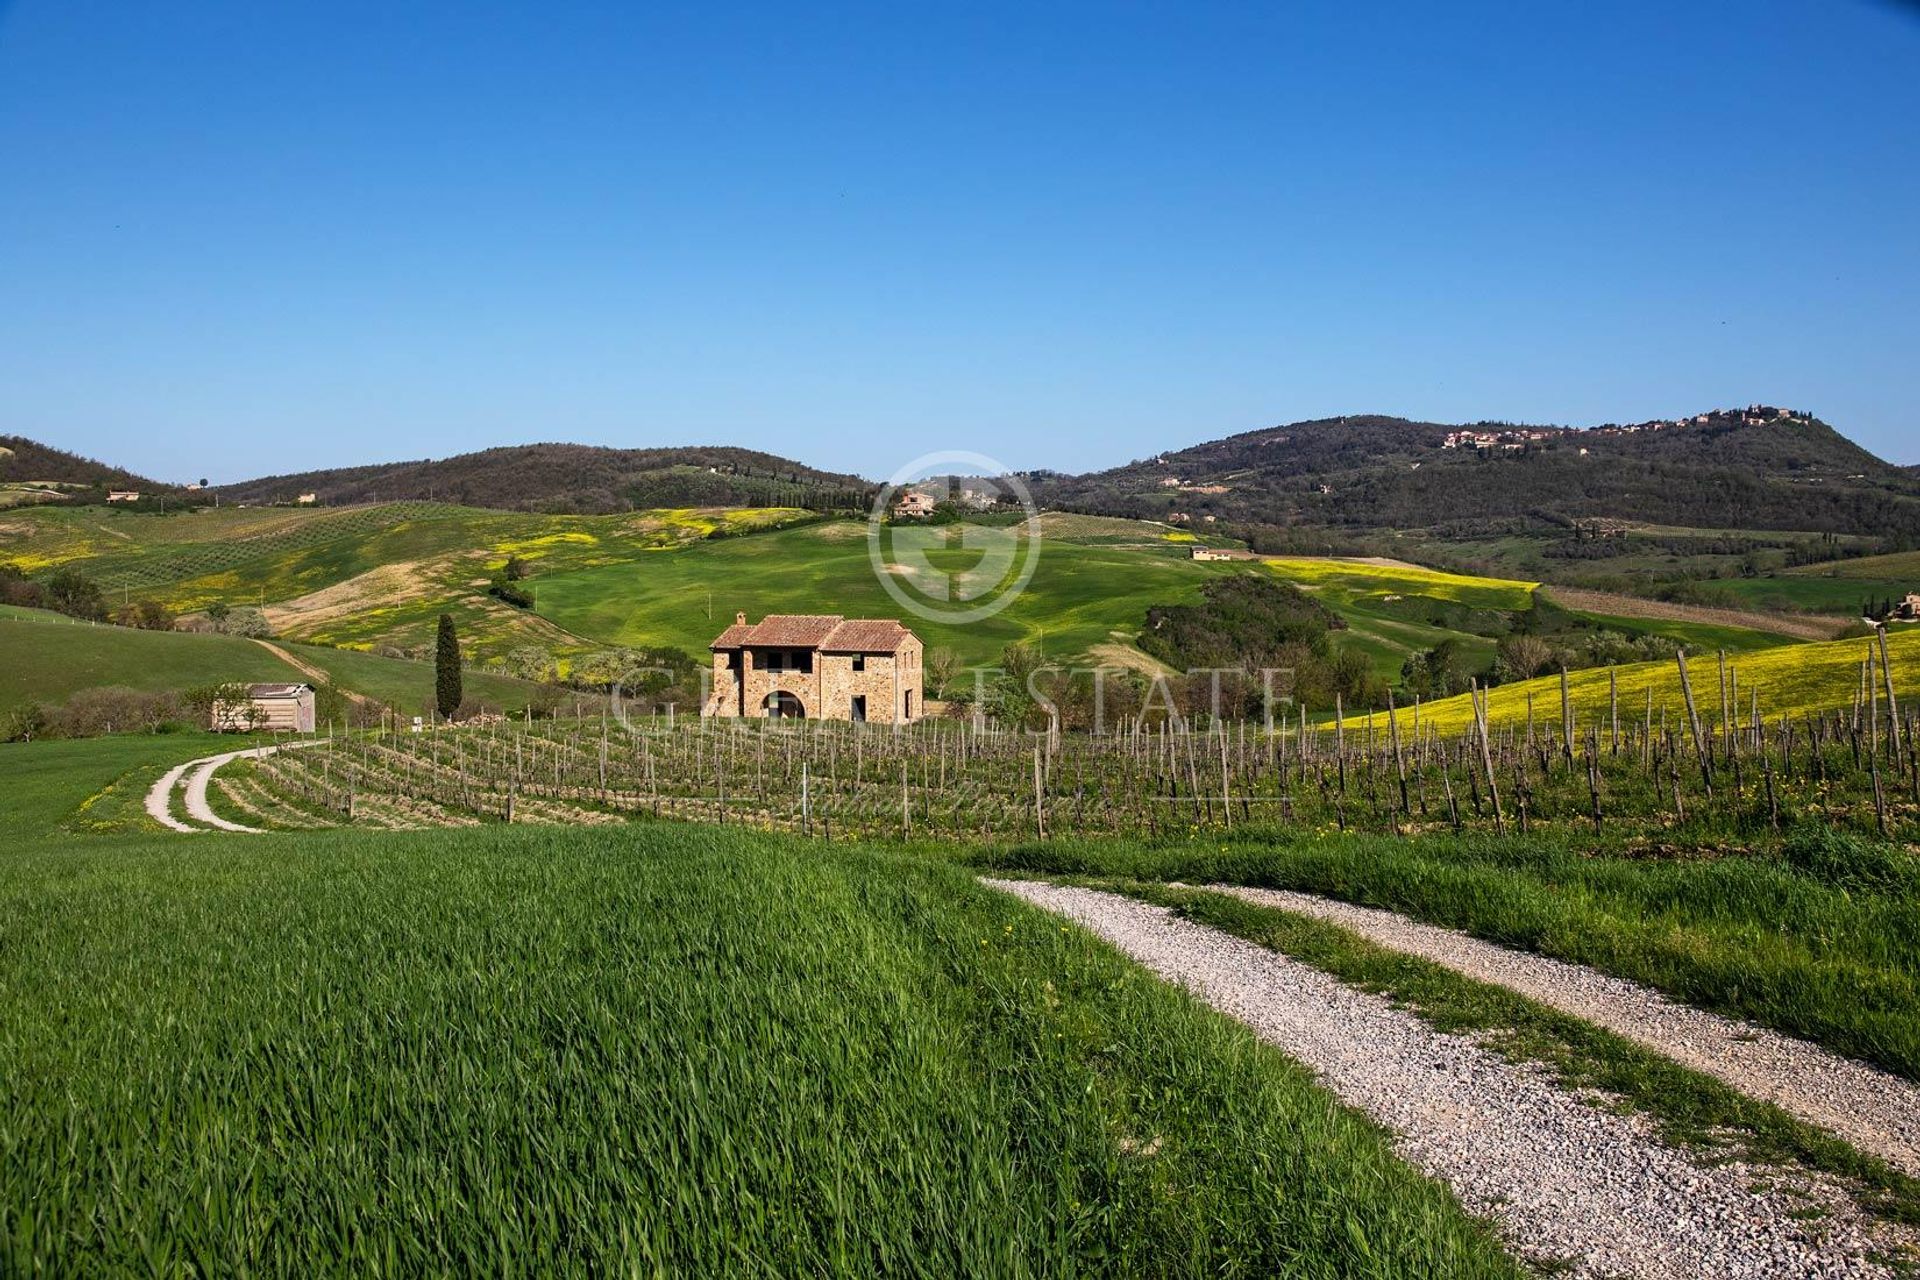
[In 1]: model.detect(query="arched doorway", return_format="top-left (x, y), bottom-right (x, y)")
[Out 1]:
top-left (763, 691), bottom-right (806, 720)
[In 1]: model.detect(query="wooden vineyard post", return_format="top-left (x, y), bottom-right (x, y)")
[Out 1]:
top-left (1868, 645), bottom-right (1880, 765)
top-left (1609, 665), bottom-right (1620, 756)
top-left (1388, 692), bottom-right (1409, 822)
top-left (1559, 668), bottom-right (1575, 770)
top-left (1675, 649), bottom-right (1713, 797)
top-left (1586, 726), bottom-right (1603, 834)
top-left (1220, 727), bottom-right (1232, 832)
top-left (1878, 626), bottom-right (1904, 766)
top-left (1033, 745), bottom-right (1047, 840)
top-left (1471, 680), bottom-right (1505, 835)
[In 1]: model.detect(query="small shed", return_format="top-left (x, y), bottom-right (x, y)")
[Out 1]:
top-left (212, 683), bottom-right (316, 733)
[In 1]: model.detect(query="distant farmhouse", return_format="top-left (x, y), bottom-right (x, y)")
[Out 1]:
top-left (211, 683), bottom-right (316, 733)
top-left (707, 613), bottom-right (923, 724)
top-left (892, 490), bottom-right (938, 518)
top-left (1896, 593), bottom-right (1920, 624)
top-left (106, 490), bottom-right (141, 503)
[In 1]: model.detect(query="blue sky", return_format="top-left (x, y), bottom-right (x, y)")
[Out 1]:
top-left (2, 1), bottom-right (1916, 483)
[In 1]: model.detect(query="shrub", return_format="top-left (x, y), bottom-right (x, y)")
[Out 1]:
top-left (219, 607), bottom-right (274, 638)
top-left (2, 703), bottom-right (51, 742)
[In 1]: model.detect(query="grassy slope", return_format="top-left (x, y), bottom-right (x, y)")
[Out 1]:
top-left (1407, 626), bottom-right (1919, 733)
top-left (1551, 608), bottom-right (1789, 654)
top-left (278, 641), bottom-right (546, 716)
top-left (0, 502), bottom-right (814, 662)
top-left (1793, 549), bottom-right (1920, 581)
top-left (0, 617), bottom-right (304, 710)
top-left (7, 500), bottom-right (1845, 678)
top-left (1258, 558), bottom-right (1536, 680)
top-left (0, 819), bottom-right (1518, 1278)
top-left (0, 613), bottom-right (546, 716)
top-left (533, 518), bottom-right (1250, 665)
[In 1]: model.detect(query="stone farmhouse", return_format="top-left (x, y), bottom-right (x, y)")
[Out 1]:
top-left (706, 613), bottom-right (924, 723)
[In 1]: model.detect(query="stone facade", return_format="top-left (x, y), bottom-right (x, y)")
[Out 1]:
top-left (706, 614), bottom-right (924, 724)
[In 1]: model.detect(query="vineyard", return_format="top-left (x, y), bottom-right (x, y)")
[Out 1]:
top-left (213, 633), bottom-right (1920, 845)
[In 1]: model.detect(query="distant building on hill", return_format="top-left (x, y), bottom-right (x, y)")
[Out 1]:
top-left (892, 490), bottom-right (937, 518)
top-left (1896, 593), bottom-right (1920, 623)
top-left (212, 683), bottom-right (316, 733)
top-left (706, 613), bottom-right (923, 724)
top-left (295, 492), bottom-right (317, 505)
top-left (106, 490), bottom-right (140, 503)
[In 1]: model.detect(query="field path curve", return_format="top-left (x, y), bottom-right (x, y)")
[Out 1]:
top-left (143, 760), bottom-right (204, 832)
top-left (990, 879), bottom-right (1905, 1280)
top-left (1215, 884), bottom-right (1920, 1180)
top-left (145, 741), bottom-right (324, 834)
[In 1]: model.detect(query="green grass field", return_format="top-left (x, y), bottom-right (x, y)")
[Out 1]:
top-left (1549, 608), bottom-right (1788, 654)
top-left (0, 814), bottom-right (1520, 1277)
top-left (1696, 575), bottom-right (1904, 617)
top-left (0, 616), bottom-right (307, 710)
top-left (2, 732), bottom-right (266, 836)
top-left (532, 518), bottom-right (1255, 667)
top-left (0, 612), bottom-right (546, 717)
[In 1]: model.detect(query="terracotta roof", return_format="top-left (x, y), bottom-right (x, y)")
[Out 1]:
top-left (820, 619), bottom-right (915, 652)
top-left (709, 614), bottom-right (917, 652)
top-left (709, 614), bottom-right (843, 649)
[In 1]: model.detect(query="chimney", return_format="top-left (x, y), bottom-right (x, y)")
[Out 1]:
top-left (735, 611), bottom-right (747, 625)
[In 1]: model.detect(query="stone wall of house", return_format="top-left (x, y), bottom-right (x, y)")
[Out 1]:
top-left (816, 638), bottom-right (924, 723)
top-left (708, 638), bottom-right (924, 723)
top-left (742, 659), bottom-right (822, 719)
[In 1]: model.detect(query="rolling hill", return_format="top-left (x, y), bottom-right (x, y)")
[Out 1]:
top-left (1025, 410), bottom-right (1920, 538)
top-left (0, 436), bottom-right (172, 508)
top-left (215, 443), bottom-right (876, 515)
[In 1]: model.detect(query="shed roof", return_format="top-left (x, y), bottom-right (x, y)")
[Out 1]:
top-left (246, 683), bottom-right (314, 699)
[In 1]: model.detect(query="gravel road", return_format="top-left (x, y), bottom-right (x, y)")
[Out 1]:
top-left (1214, 884), bottom-right (1920, 1180)
top-left (142, 760), bottom-right (203, 832)
top-left (989, 878), bottom-right (1908, 1280)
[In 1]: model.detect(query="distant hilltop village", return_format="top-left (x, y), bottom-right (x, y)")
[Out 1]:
top-left (1443, 405), bottom-right (1809, 452)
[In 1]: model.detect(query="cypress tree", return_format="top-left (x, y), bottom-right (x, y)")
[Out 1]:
top-left (435, 613), bottom-right (463, 720)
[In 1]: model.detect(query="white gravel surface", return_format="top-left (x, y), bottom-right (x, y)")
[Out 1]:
top-left (1215, 883), bottom-right (1920, 1180)
top-left (142, 760), bottom-right (203, 832)
top-left (989, 878), bottom-right (1910, 1280)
